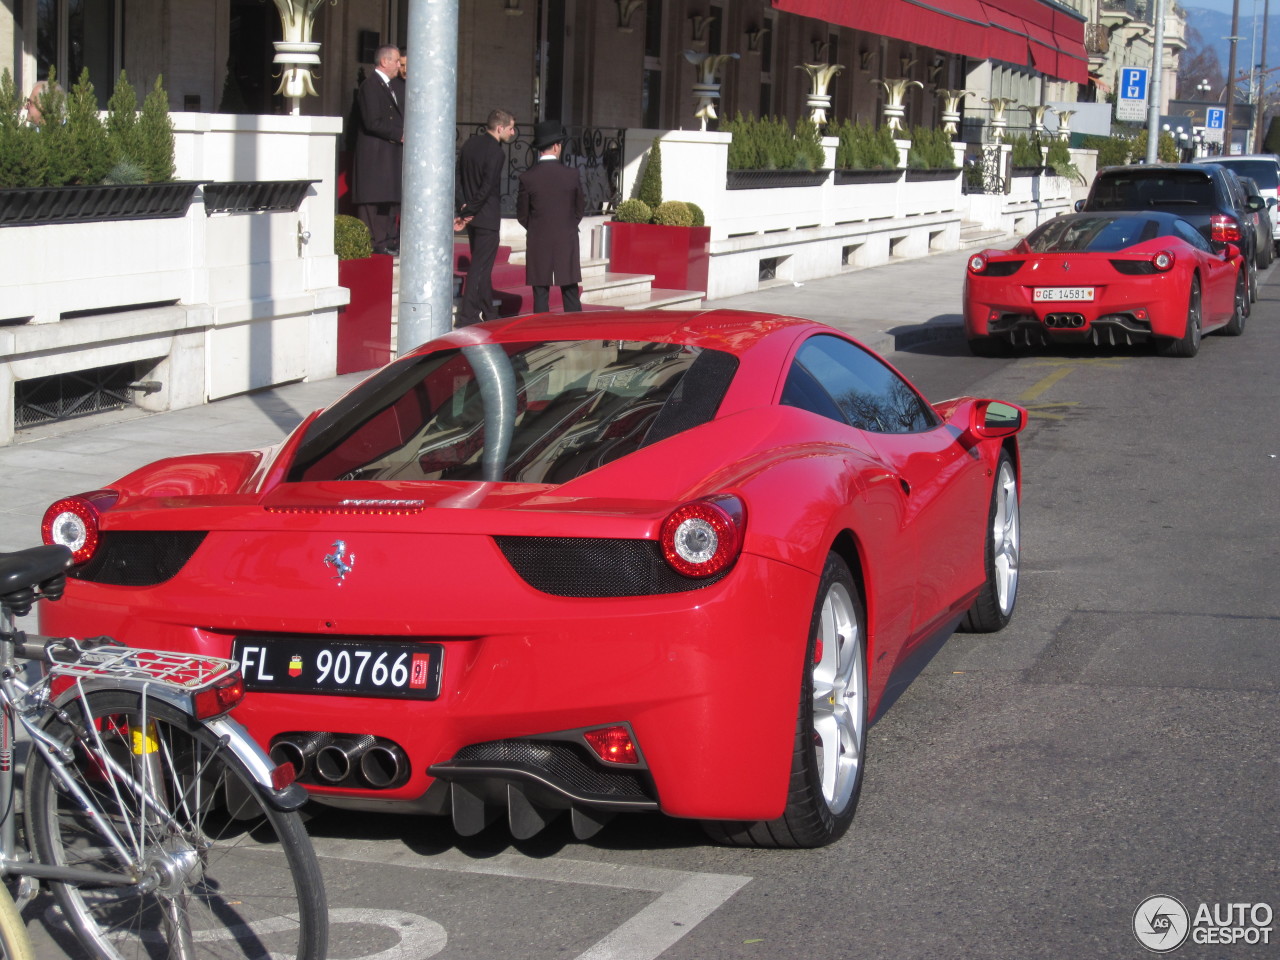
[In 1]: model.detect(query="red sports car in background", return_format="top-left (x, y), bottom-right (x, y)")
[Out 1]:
top-left (40, 310), bottom-right (1026, 848)
top-left (965, 211), bottom-right (1248, 358)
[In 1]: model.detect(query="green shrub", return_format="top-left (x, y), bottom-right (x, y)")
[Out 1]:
top-left (637, 139), bottom-right (662, 209)
top-left (794, 118), bottom-right (826, 172)
top-left (1011, 133), bottom-right (1044, 168)
top-left (683, 201), bottom-right (705, 227)
top-left (67, 68), bottom-right (112, 185)
top-left (652, 200), bottom-right (693, 226)
top-left (103, 158), bottom-right (146, 184)
top-left (727, 113), bottom-right (833, 171)
top-left (0, 69), bottom-right (48, 188)
top-left (1045, 138), bottom-right (1082, 181)
top-left (138, 76), bottom-right (175, 183)
top-left (36, 68), bottom-right (75, 186)
top-left (836, 120), bottom-right (900, 170)
top-left (613, 198), bottom-right (652, 223)
top-left (335, 215), bottom-right (373, 260)
top-left (1265, 116), bottom-right (1280, 155)
top-left (907, 126), bottom-right (957, 169)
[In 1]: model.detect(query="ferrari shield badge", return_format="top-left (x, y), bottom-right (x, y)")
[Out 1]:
top-left (323, 540), bottom-right (355, 582)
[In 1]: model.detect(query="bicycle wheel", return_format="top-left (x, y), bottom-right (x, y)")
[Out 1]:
top-left (24, 689), bottom-right (326, 960)
top-left (0, 882), bottom-right (33, 960)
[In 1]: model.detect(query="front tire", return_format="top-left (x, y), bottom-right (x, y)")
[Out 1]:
top-left (704, 554), bottom-right (868, 848)
top-left (25, 691), bottom-right (328, 960)
top-left (960, 451), bottom-right (1021, 633)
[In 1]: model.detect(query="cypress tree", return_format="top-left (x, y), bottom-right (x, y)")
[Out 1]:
top-left (138, 76), bottom-right (176, 183)
top-left (0, 69), bottom-right (49, 188)
top-left (637, 138), bottom-right (663, 209)
top-left (67, 68), bottom-right (112, 185)
top-left (106, 70), bottom-right (140, 165)
top-left (37, 66), bottom-right (75, 186)
top-left (1264, 116), bottom-right (1280, 155)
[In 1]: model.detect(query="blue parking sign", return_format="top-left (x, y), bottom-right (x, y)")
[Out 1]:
top-left (1206, 107), bottom-right (1225, 129)
top-left (1122, 68), bottom-right (1148, 101)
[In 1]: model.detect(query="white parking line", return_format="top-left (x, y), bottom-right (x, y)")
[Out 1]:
top-left (313, 838), bottom-right (752, 960)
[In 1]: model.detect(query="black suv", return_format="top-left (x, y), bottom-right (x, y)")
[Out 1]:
top-left (1077, 163), bottom-right (1263, 301)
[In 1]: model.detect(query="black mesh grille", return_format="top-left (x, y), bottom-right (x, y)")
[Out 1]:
top-left (494, 536), bottom-right (727, 597)
top-left (453, 739), bottom-right (654, 802)
top-left (72, 531), bottom-right (207, 586)
top-left (982, 259), bottom-right (1024, 277)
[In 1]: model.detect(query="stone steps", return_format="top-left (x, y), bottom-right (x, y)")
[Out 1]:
top-left (959, 222), bottom-right (1011, 250)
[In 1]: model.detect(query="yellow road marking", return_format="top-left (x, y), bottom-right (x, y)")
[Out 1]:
top-left (1019, 365), bottom-right (1075, 403)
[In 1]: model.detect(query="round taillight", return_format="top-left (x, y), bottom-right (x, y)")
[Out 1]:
top-left (1152, 250), bottom-right (1175, 272)
top-left (659, 496), bottom-right (745, 578)
top-left (968, 254), bottom-right (987, 274)
top-left (41, 492), bottom-right (115, 565)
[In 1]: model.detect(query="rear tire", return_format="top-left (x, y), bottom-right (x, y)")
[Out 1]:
top-left (25, 690), bottom-right (328, 960)
top-left (704, 553), bottom-right (867, 848)
top-left (1157, 277), bottom-right (1201, 358)
top-left (1222, 268), bottom-right (1248, 336)
top-left (0, 884), bottom-right (33, 960)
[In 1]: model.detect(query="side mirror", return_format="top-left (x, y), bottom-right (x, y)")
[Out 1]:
top-left (1247, 196), bottom-right (1266, 212)
top-left (1074, 199), bottom-right (1086, 212)
top-left (967, 400), bottom-right (1027, 441)
top-left (1268, 197), bottom-right (1279, 208)
top-left (1223, 242), bottom-right (1242, 260)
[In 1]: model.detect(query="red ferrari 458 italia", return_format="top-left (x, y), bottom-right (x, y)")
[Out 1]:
top-left (965, 211), bottom-right (1248, 358)
top-left (40, 310), bottom-right (1026, 848)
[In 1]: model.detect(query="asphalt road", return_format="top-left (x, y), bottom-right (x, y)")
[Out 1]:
top-left (19, 270), bottom-right (1280, 960)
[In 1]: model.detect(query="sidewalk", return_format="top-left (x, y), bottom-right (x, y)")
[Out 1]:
top-left (0, 244), bottom-right (989, 553)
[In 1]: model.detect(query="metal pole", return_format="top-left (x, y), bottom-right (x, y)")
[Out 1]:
top-left (399, 0), bottom-right (460, 352)
top-left (1257, 0), bottom-right (1271, 151)
top-left (1226, 0), bottom-right (1242, 153)
top-left (1146, 0), bottom-right (1167, 163)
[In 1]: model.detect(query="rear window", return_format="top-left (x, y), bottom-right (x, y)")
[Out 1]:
top-left (1212, 160), bottom-right (1280, 190)
top-left (1026, 215), bottom-right (1162, 252)
top-left (1090, 172), bottom-right (1216, 210)
top-left (288, 339), bottom-right (738, 484)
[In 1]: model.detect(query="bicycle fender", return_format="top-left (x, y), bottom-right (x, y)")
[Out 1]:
top-left (204, 714), bottom-right (311, 811)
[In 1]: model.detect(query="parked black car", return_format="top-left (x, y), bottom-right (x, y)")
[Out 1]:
top-left (1076, 163), bottom-right (1263, 302)
top-left (1237, 174), bottom-right (1275, 269)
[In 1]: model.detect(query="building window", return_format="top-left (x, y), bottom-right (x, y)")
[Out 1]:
top-left (759, 12), bottom-right (774, 117)
top-left (37, 0), bottom-right (118, 108)
top-left (643, 0), bottom-right (663, 127)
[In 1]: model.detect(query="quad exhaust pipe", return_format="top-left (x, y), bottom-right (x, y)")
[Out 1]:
top-left (270, 732), bottom-right (409, 789)
top-left (1043, 313), bottom-right (1086, 329)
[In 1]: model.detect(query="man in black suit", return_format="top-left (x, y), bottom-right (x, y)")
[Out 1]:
top-left (353, 45), bottom-right (403, 255)
top-left (516, 121), bottom-right (585, 313)
top-left (456, 109), bottom-right (517, 326)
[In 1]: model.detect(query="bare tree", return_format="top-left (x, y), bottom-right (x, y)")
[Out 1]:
top-left (1179, 25), bottom-right (1225, 94)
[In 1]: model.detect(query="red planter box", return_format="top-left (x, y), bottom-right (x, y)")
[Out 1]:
top-left (337, 254), bottom-right (393, 375)
top-left (606, 221), bottom-right (711, 293)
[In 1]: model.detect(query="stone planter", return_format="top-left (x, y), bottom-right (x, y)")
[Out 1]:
top-left (1011, 166), bottom-right (1046, 177)
top-left (606, 221), bottom-right (711, 292)
top-left (726, 169), bottom-right (830, 190)
top-left (0, 181), bottom-right (201, 227)
top-left (833, 169), bottom-right (903, 185)
top-left (905, 168), bottom-right (962, 182)
top-left (203, 179), bottom-right (317, 215)
top-left (337, 254), bottom-right (394, 375)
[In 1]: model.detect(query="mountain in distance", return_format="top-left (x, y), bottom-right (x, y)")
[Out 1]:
top-left (1181, 4), bottom-right (1280, 87)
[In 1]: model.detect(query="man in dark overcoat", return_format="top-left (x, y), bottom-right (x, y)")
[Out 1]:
top-left (353, 44), bottom-right (403, 255)
top-left (516, 121), bottom-right (585, 313)
top-left (456, 109), bottom-right (517, 326)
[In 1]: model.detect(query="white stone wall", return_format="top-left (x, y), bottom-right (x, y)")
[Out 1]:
top-left (0, 115), bottom-right (347, 446)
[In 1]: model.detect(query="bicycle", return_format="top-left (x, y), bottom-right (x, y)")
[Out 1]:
top-left (0, 544), bottom-right (328, 960)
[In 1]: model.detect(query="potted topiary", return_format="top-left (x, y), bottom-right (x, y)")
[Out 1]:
top-left (605, 144), bottom-right (711, 293)
top-left (1010, 134), bottom-right (1045, 176)
top-left (833, 119), bottom-right (903, 185)
top-left (335, 213), bottom-right (392, 375)
top-left (0, 67), bottom-right (199, 226)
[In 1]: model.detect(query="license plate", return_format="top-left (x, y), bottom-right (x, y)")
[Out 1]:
top-left (1033, 286), bottom-right (1094, 301)
top-left (232, 636), bottom-right (443, 700)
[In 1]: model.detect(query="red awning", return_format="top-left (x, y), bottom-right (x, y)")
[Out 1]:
top-left (772, 0), bottom-right (1088, 83)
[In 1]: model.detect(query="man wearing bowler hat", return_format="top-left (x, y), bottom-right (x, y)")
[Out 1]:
top-left (517, 120), bottom-right (585, 313)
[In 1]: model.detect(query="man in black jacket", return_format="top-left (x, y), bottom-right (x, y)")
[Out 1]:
top-left (353, 45), bottom-right (404, 255)
top-left (517, 121), bottom-right (585, 313)
top-left (456, 109), bottom-right (517, 326)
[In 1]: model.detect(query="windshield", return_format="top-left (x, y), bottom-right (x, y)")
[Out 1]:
top-left (1026, 215), bottom-right (1162, 252)
top-left (288, 339), bottom-right (738, 484)
top-left (1090, 172), bottom-right (1216, 210)
top-left (1212, 160), bottom-right (1279, 190)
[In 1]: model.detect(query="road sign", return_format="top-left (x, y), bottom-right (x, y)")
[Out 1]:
top-left (1117, 66), bottom-right (1149, 122)
top-left (1204, 106), bottom-right (1225, 143)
